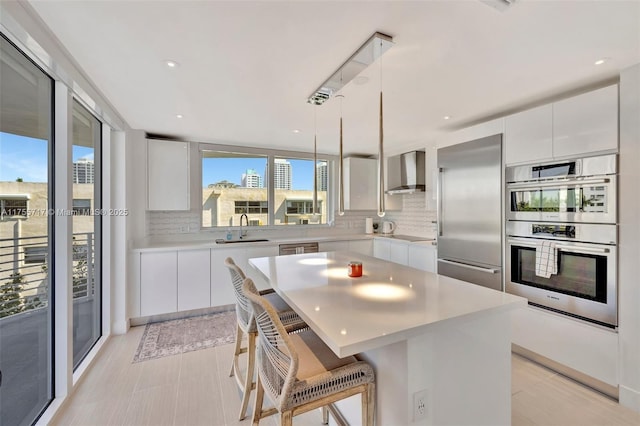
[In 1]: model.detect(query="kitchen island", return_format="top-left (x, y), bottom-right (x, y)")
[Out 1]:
top-left (249, 251), bottom-right (526, 425)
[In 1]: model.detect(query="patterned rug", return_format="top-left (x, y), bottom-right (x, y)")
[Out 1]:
top-left (133, 310), bottom-right (236, 363)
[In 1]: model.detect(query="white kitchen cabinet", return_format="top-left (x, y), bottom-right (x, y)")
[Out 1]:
top-left (210, 247), bottom-right (243, 307)
top-left (140, 251), bottom-right (177, 316)
top-left (241, 246), bottom-right (279, 291)
top-left (505, 104), bottom-right (553, 165)
top-left (373, 238), bottom-right (391, 260)
top-left (552, 85), bottom-right (618, 158)
top-left (349, 239), bottom-right (373, 256)
top-left (504, 85), bottom-right (618, 166)
top-left (408, 244), bottom-right (437, 273)
top-left (177, 249), bottom-right (211, 311)
top-left (343, 157), bottom-right (401, 211)
top-left (389, 240), bottom-right (409, 265)
top-left (147, 139), bottom-right (190, 211)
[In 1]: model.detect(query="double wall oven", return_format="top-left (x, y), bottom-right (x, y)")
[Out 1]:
top-left (505, 154), bottom-right (618, 327)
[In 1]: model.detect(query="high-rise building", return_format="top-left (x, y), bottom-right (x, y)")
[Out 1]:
top-left (241, 169), bottom-right (262, 188)
top-left (72, 158), bottom-right (95, 184)
top-left (270, 159), bottom-right (292, 190)
top-left (316, 162), bottom-right (328, 191)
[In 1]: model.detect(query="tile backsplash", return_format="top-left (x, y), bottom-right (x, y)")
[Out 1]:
top-left (146, 193), bottom-right (436, 240)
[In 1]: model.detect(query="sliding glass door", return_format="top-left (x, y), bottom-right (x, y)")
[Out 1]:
top-left (71, 100), bottom-right (101, 369)
top-left (0, 35), bottom-right (54, 425)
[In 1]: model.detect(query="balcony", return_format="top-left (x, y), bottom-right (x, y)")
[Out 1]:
top-left (0, 233), bottom-right (97, 426)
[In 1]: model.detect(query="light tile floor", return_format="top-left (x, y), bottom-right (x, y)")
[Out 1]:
top-left (51, 325), bottom-right (640, 425)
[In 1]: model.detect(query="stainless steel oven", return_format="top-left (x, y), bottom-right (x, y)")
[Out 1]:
top-left (506, 221), bottom-right (617, 327)
top-left (506, 154), bottom-right (616, 224)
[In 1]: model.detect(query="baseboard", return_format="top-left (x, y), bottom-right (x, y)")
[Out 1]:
top-left (111, 318), bottom-right (129, 335)
top-left (512, 343), bottom-right (619, 400)
top-left (619, 384), bottom-right (640, 413)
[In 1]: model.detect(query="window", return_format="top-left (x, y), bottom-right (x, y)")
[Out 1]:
top-left (235, 201), bottom-right (268, 214)
top-left (0, 198), bottom-right (28, 218)
top-left (72, 199), bottom-right (91, 215)
top-left (23, 246), bottom-right (48, 264)
top-left (201, 147), bottom-right (332, 228)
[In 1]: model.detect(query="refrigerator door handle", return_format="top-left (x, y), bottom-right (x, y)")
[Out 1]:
top-left (437, 167), bottom-right (443, 237)
top-left (438, 258), bottom-right (498, 274)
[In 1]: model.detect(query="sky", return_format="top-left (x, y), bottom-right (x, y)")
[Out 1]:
top-left (1, 131), bottom-right (319, 189)
top-left (0, 132), bottom-right (94, 183)
top-left (202, 157), bottom-right (319, 190)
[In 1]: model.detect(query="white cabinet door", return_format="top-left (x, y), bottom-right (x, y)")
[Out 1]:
top-left (408, 245), bottom-right (437, 273)
top-left (318, 241), bottom-right (350, 252)
top-left (147, 139), bottom-right (189, 211)
top-left (389, 241), bottom-right (409, 265)
top-left (242, 246), bottom-right (279, 291)
top-left (210, 247), bottom-right (243, 307)
top-left (140, 251), bottom-right (177, 316)
top-left (349, 239), bottom-right (373, 256)
top-left (177, 249), bottom-right (211, 311)
top-left (505, 104), bottom-right (553, 165)
top-left (373, 238), bottom-right (391, 260)
top-left (552, 85), bottom-right (618, 158)
top-left (344, 157), bottom-right (377, 210)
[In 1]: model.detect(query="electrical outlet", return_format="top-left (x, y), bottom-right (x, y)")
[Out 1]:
top-left (413, 389), bottom-right (428, 422)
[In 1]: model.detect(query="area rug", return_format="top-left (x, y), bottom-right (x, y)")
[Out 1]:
top-left (133, 310), bottom-right (236, 363)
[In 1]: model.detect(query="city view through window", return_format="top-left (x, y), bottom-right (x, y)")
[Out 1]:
top-left (202, 151), bottom-right (328, 228)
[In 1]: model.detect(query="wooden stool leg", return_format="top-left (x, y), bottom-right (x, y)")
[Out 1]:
top-left (238, 331), bottom-right (256, 420)
top-left (252, 373), bottom-right (265, 426)
top-left (362, 383), bottom-right (375, 426)
top-left (280, 410), bottom-right (293, 426)
top-left (229, 323), bottom-right (243, 377)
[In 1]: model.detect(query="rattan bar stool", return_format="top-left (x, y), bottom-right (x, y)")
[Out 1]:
top-left (242, 277), bottom-right (376, 426)
top-left (224, 257), bottom-right (308, 421)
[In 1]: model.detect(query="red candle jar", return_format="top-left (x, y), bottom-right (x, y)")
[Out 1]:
top-left (348, 261), bottom-right (363, 277)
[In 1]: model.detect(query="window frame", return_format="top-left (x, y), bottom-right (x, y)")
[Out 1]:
top-left (0, 196), bottom-right (29, 218)
top-left (199, 142), bottom-right (335, 230)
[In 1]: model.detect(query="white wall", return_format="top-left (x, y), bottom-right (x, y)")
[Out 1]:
top-left (618, 63), bottom-right (640, 411)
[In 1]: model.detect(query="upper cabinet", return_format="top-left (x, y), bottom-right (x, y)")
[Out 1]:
top-left (147, 139), bottom-right (190, 210)
top-left (342, 157), bottom-right (401, 211)
top-left (505, 104), bottom-right (553, 165)
top-left (552, 85), bottom-right (618, 158)
top-left (505, 85), bottom-right (618, 165)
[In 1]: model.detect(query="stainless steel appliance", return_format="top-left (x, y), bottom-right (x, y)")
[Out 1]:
top-left (437, 134), bottom-right (503, 291)
top-left (506, 154), bottom-right (616, 224)
top-left (279, 242), bottom-right (319, 255)
top-left (506, 221), bottom-right (617, 327)
top-left (386, 150), bottom-right (426, 194)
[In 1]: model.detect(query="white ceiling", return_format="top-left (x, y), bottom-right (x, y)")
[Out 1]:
top-left (27, 0), bottom-right (640, 156)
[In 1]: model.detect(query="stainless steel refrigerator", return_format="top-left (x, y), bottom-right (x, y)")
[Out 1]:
top-left (437, 134), bottom-right (503, 291)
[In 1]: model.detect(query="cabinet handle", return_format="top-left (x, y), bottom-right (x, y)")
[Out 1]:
top-left (437, 168), bottom-right (443, 237)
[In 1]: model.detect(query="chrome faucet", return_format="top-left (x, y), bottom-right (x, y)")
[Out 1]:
top-left (239, 213), bottom-right (249, 239)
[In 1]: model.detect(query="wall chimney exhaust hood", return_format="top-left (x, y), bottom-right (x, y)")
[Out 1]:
top-left (386, 150), bottom-right (426, 194)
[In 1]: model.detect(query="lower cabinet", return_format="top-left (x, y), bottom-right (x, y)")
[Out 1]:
top-left (177, 249), bottom-right (211, 311)
top-left (210, 247), bottom-right (243, 307)
top-left (349, 239), bottom-right (373, 256)
top-left (374, 238), bottom-right (437, 273)
top-left (407, 244), bottom-right (437, 273)
top-left (318, 241), bottom-right (350, 252)
top-left (140, 251), bottom-right (178, 317)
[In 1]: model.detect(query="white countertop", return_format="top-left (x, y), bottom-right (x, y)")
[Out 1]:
top-left (132, 233), bottom-right (435, 252)
top-left (249, 251), bottom-right (525, 357)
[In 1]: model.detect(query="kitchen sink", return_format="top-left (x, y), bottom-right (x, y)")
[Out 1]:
top-left (215, 238), bottom-right (270, 244)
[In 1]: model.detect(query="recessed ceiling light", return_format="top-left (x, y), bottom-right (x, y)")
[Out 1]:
top-left (292, 129), bottom-right (300, 134)
top-left (443, 116), bottom-right (451, 120)
top-left (165, 60), bottom-right (179, 68)
top-left (594, 58), bottom-right (609, 66)
top-left (176, 114), bottom-right (183, 119)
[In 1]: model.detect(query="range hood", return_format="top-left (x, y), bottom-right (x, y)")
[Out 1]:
top-left (386, 150), bottom-right (426, 194)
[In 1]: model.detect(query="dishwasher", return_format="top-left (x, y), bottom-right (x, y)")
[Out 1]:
top-left (278, 242), bottom-right (319, 255)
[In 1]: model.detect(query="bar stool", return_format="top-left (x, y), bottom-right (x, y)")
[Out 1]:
top-left (224, 257), bottom-right (307, 420)
top-left (242, 277), bottom-right (376, 426)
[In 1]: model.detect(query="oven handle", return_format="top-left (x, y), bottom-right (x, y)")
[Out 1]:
top-left (507, 177), bottom-right (610, 190)
top-left (438, 258), bottom-right (498, 274)
top-left (507, 238), bottom-right (610, 254)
